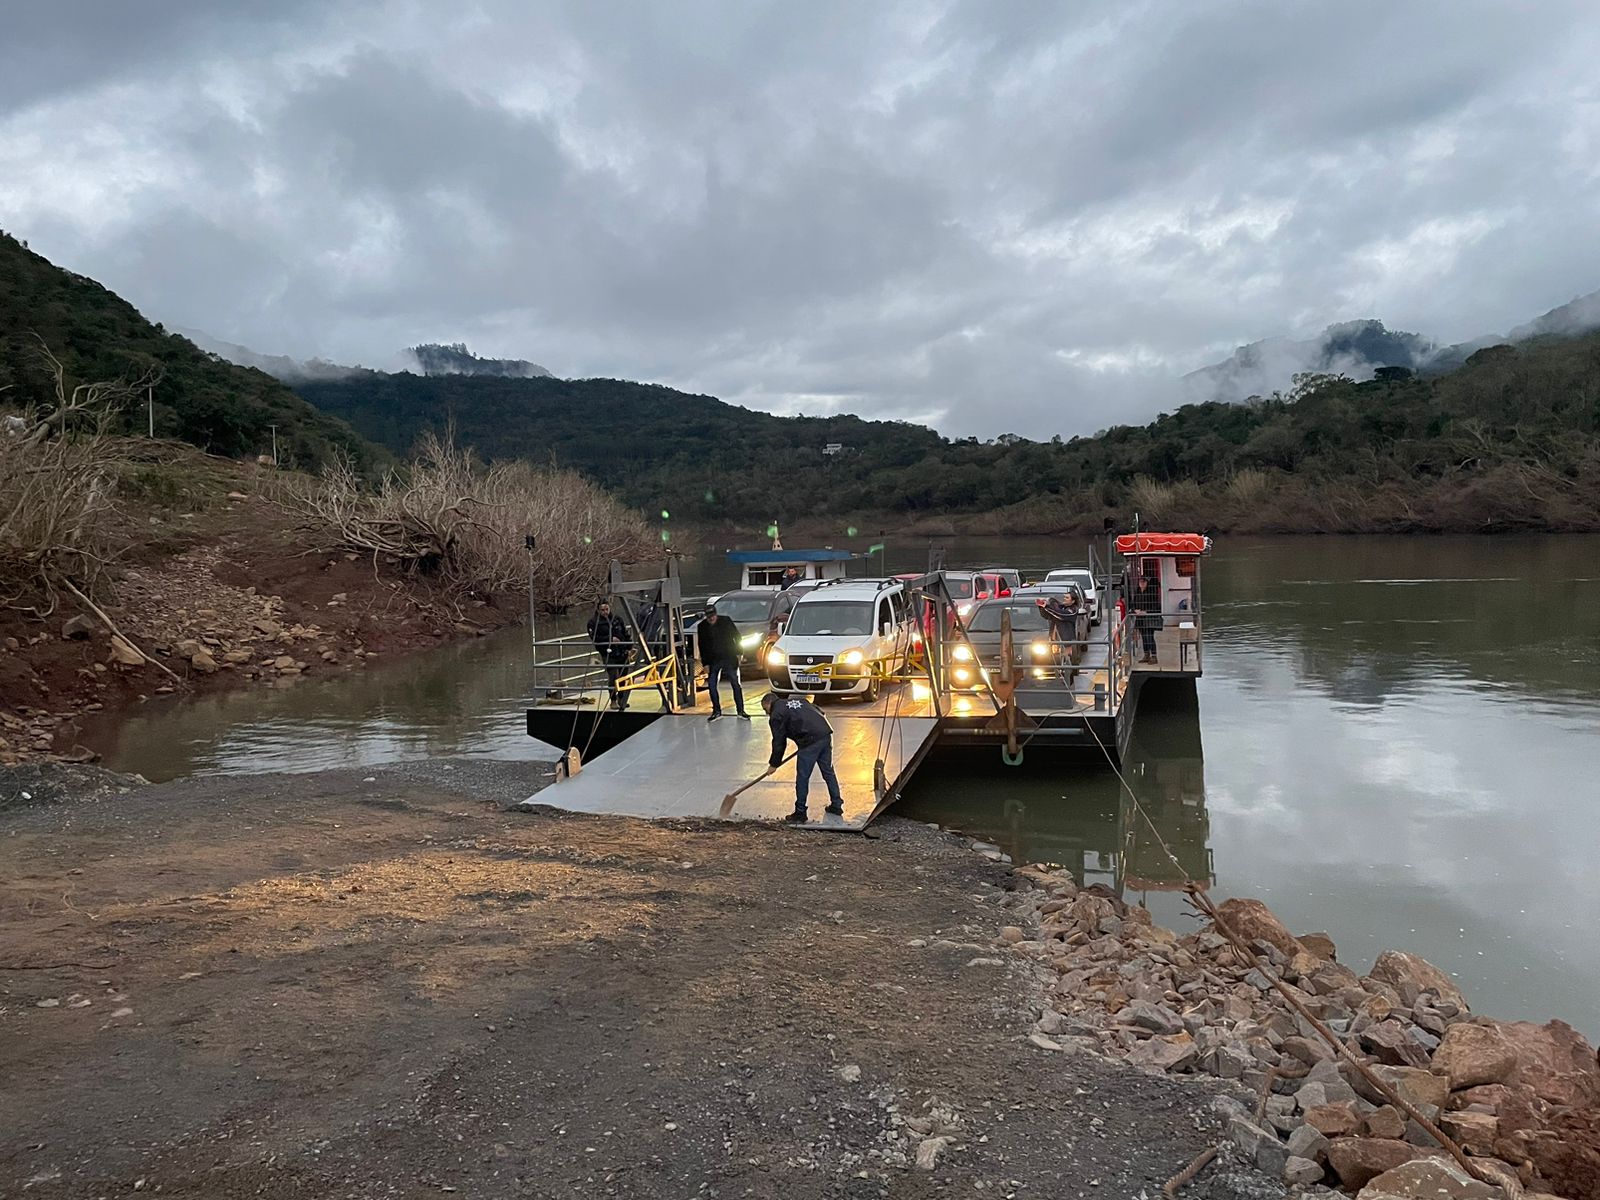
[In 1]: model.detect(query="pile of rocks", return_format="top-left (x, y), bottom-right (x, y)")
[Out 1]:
top-left (1001, 864), bottom-right (1600, 1199)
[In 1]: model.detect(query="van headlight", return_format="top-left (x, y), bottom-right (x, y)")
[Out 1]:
top-left (740, 632), bottom-right (760, 648)
top-left (839, 649), bottom-right (864, 666)
top-left (952, 645), bottom-right (973, 662)
top-left (957, 603), bottom-right (972, 616)
top-left (1030, 641), bottom-right (1050, 657)
top-left (953, 667), bottom-right (972, 683)
top-left (767, 649), bottom-right (786, 667)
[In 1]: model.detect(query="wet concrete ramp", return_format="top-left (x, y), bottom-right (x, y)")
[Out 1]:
top-left (520, 712), bottom-right (939, 830)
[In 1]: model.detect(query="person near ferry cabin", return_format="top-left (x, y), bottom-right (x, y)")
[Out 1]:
top-left (1131, 568), bottom-right (1163, 663)
top-left (586, 600), bottom-right (633, 710)
top-left (696, 603), bottom-right (749, 721)
top-left (762, 692), bottom-right (844, 822)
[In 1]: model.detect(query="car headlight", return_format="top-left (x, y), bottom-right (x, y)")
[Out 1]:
top-left (952, 645), bottom-right (973, 662)
top-left (767, 649), bottom-right (786, 667)
top-left (953, 667), bottom-right (971, 683)
top-left (740, 632), bottom-right (760, 648)
top-left (1030, 641), bottom-right (1050, 657)
top-left (839, 649), bottom-right (864, 666)
top-left (957, 603), bottom-right (972, 616)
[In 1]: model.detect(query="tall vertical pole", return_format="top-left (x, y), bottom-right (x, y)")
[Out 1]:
top-left (524, 535), bottom-right (537, 645)
top-left (147, 384), bottom-right (154, 437)
top-left (269, 424), bottom-right (278, 465)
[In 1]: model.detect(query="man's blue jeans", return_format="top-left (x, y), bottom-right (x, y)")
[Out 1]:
top-left (706, 658), bottom-right (745, 715)
top-left (795, 736), bottom-right (843, 814)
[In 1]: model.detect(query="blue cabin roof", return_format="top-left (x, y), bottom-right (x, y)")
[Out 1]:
top-left (725, 548), bottom-right (857, 564)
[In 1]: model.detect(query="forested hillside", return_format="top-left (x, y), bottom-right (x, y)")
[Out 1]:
top-left (0, 232), bottom-right (377, 471)
top-left (298, 335), bottom-right (1600, 532)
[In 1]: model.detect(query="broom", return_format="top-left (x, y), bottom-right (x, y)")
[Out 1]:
top-left (720, 751), bottom-right (797, 817)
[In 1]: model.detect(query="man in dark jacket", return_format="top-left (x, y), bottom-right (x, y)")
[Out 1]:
top-left (586, 600), bottom-right (632, 710)
top-left (696, 603), bottom-right (749, 721)
top-left (762, 692), bottom-right (844, 822)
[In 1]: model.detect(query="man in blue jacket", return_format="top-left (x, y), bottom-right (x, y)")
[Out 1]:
top-left (762, 692), bottom-right (845, 822)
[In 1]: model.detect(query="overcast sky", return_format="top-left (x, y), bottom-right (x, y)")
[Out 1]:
top-left (4, 1), bottom-right (1599, 438)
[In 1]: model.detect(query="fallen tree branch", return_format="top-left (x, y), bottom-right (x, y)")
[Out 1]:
top-left (61, 578), bottom-right (182, 683)
top-left (1162, 1145), bottom-right (1219, 1199)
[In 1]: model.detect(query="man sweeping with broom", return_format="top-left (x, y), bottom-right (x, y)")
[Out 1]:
top-left (761, 692), bottom-right (845, 823)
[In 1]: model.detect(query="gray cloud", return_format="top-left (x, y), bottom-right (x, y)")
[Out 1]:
top-left (2, 0), bottom-right (1599, 438)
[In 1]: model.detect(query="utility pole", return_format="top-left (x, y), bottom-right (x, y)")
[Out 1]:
top-left (269, 424), bottom-right (278, 465)
top-left (147, 383), bottom-right (154, 437)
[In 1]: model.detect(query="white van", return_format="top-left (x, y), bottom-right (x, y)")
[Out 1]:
top-left (764, 579), bottom-right (913, 701)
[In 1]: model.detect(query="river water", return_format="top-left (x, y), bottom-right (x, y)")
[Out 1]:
top-left (82, 535), bottom-right (1600, 1035)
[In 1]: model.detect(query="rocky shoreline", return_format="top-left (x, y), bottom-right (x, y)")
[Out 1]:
top-left (990, 851), bottom-right (1599, 1198)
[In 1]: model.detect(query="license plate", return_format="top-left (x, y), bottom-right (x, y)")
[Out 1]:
top-left (793, 671), bottom-right (822, 684)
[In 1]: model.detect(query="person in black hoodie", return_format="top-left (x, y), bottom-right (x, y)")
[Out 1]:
top-left (587, 600), bottom-right (632, 710)
top-left (696, 603), bottom-right (748, 721)
top-left (762, 692), bottom-right (844, 821)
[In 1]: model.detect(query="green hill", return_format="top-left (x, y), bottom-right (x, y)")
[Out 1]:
top-left (296, 336), bottom-right (1600, 532)
top-left (0, 232), bottom-right (378, 471)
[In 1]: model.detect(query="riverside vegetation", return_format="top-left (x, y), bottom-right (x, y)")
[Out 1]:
top-left (295, 343), bottom-right (1600, 535)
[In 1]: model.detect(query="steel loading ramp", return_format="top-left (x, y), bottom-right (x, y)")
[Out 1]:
top-left (519, 711), bottom-right (939, 830)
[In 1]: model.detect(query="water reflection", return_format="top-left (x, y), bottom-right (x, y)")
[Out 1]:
top-left (904, 682), bottom-right (1216, 899)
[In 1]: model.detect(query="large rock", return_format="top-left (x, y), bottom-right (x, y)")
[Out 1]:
top-left (1126, 1034), bottom-right (1197, 1073)
top-left (1299, 931), bottom-right (1338, 961)
top-left (1213, 898), bottom-right (1301, 958)
top-left (1284, 1156), bottom-right (1324, 1186)
top-left (1230, 1115), bottom-right (1288, 1175)
top-left (61, 614), bottom-right (96, 639)
top-left (1354, 1155), bottom-right (1506, 1199)
top-left (1439, 1111), bottom-right (1499, 1156)
top-left (1327, 1138), bottom-right (1424, 1190)
top-left (1305, 1101), bottom-right (1362, 1138)
top-left (1367, 950), bottom-right (1466, 1009)
top-left (189, 649), bottom-right (219, 674)
top-left (1432, 1022), bottom-right (1519, 1090)
top-left (1490, 1018), bottom-right (1600, 1108)
top-left (174, 637), bottom-right (205, 658)
top-left (1364, 1065), bottom-right (1450, 1114)
top-left (1119, 1000), bottom-right (1183, 1035)
top-left (1361, 1019), bottom-right (1431, 1068)
top-left (1361, 1105), bottom-right (1406, 1140)
top-left (108, 635), bottom-right (145, 667)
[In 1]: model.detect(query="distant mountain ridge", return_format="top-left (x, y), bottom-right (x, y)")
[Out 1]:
top-left (409, 342), bottom-right (551, 379)
top-left (1186, 288), bottom-right (1600, 401)
top-left (179, 331), bottom-right (553, 382)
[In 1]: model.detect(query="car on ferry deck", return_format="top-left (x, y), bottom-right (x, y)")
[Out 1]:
top-left (946, 595), bottom-right (1062, 691)
top-left (980, 566), bottom-right (1023, 594)
top-left (1043, 567), bottom-right (1101, 625)
top-left (765, 579), bottom-right (914, 702)
top-left (688, 589), bottom-right (786, 673)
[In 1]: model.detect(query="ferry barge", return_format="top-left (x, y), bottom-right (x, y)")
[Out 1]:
top-left (521, 533), bottom-right (1211, 830)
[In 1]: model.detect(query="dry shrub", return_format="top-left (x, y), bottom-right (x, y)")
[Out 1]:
top-left (1127, 476), bottom-right (1204, 525)
top-left (0, 422), bottom-right (124, 613)
top-left (0, 346), bottom-right (153, 614)
top-left (289, 431), bottom-right (655, 609)
top-left (1223, 468), bottom-right (1273, 506)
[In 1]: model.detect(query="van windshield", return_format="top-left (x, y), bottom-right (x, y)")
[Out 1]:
top-left (786, 600), bottom-right (873, 637)
top-left (966, 603), bottom-right (1050, 633)
top-left (946, 577), bottom-right (975, 598)
top-left (709, 598), bottom-right (771, 625)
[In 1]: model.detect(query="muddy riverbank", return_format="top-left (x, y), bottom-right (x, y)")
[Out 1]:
top-left (0, 476), bottom-right (523, 768)
top-left (1, 761), bottom-right (1283, 1199)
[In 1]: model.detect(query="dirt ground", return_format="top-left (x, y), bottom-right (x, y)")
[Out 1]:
top-left (1, 761), bottom-right (1283, 1199)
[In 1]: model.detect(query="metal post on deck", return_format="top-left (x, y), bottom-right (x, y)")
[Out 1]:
top-left (525, 535), bottom-right (537, 645)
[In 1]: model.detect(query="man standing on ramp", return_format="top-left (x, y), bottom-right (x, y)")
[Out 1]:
top-left (761, 692), bottom-right (845, 823)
